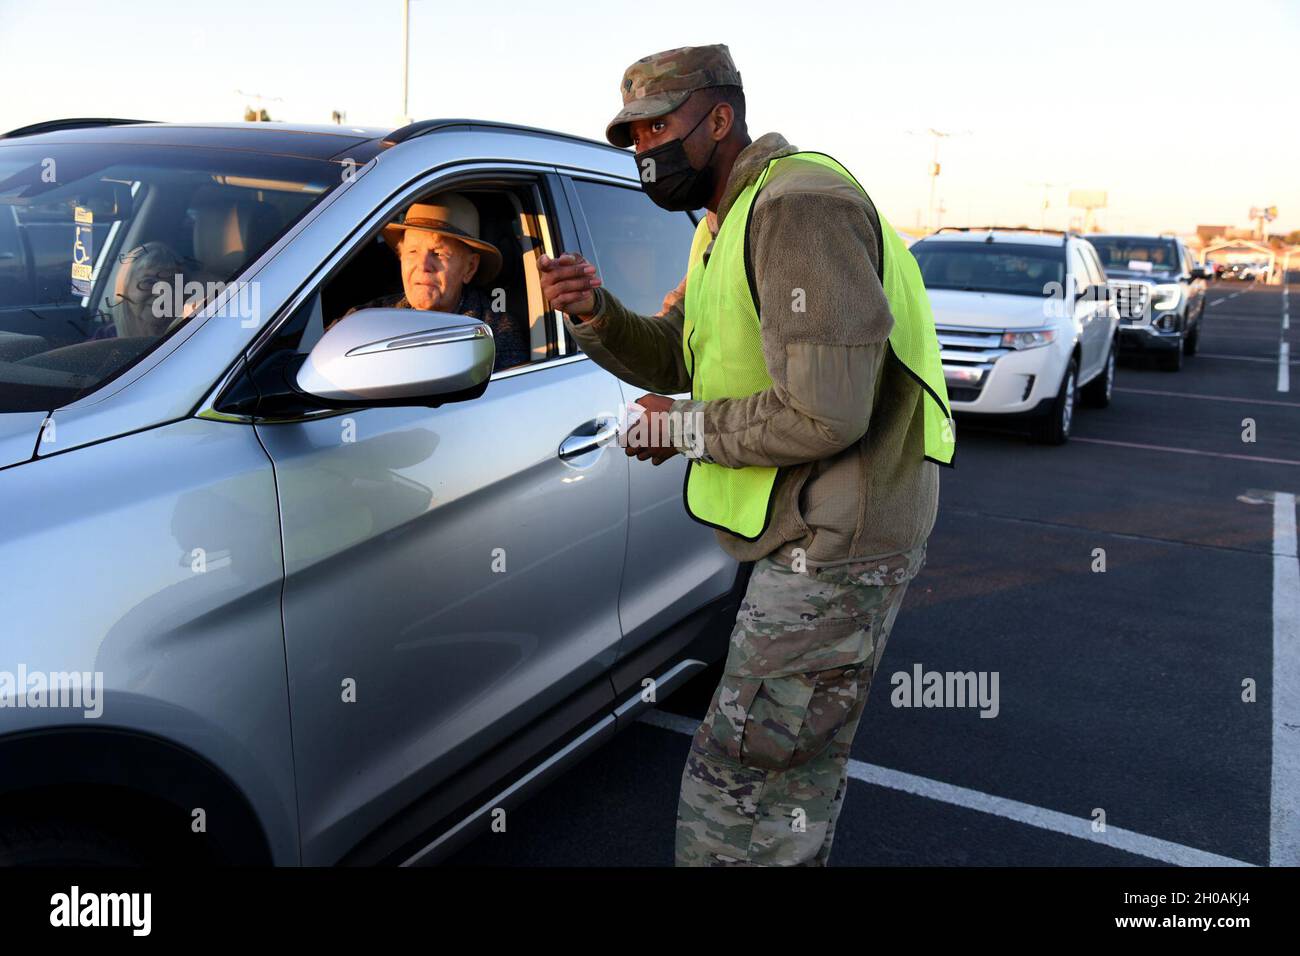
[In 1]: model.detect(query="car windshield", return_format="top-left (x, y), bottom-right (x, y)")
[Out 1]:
top-left (910, 242), bottom-right (1065, 297)
top-left (1087, 236), bottom-right (1180, 275)
top-left (0, 141), bottom-right (341, 413)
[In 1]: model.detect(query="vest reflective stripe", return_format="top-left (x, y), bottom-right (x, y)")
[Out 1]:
top-left (681, 152), bottom-right (955, 541)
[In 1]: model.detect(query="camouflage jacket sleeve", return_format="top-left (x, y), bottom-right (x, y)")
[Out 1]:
top-left (561, 285), bottom-right (693, 396)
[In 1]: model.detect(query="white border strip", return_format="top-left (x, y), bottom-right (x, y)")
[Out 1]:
top-left (639, 709), bottom-right (1253, 867)
top-left (1273, 492), bottom-right (1300, 866)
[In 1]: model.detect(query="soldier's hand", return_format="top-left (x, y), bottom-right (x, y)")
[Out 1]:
top-left (625, 393), bottom-right (680, 466)
top-left (538, 253), bottom-right (602, 317)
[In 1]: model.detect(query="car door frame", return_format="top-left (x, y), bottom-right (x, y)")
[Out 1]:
top-left (199, 156), bottom-right (640, 865)
top-left (1068, 240), bottom-right (1104, 381)
top-left (1079, 240), bottom-right (1117, 373)
top-left (1178, 239), bottom-right (1204, 325)
top-left (554, 168), bottom-right (742, 691)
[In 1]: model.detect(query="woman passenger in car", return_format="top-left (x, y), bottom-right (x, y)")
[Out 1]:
top-left (93, 241), bottom-right (187, 340)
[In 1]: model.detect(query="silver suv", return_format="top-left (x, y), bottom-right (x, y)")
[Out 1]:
top-left (0, 118), bottom-right (745, 865)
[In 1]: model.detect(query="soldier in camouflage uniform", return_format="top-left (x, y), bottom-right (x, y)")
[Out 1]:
top-left (538, 45), bottom-right (941, 866)
top-left (676, 544), bottom-right (919, 865)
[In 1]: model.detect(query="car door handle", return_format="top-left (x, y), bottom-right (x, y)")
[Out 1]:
top-left (558, 416), bottom-right (620, 459)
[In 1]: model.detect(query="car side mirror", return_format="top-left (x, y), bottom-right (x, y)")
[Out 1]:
top-left (295, 307), bottom-right (496, 408)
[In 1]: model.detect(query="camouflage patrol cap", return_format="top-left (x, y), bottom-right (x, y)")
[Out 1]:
top-left (605, 44), bottom-right (742, 148)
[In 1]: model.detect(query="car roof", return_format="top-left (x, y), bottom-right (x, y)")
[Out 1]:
top-left (1085, 233), bottom-right (1179, 242)
top-left (0, 117), bottom-right (627, 164)
top-left (916, 229), bottom-right (1067, 247)
top-left (0, 120), bottom-right (388, 160)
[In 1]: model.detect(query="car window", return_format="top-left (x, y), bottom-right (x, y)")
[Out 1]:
top-left (571, 179), bottom-right (696, 317)
top-left (1069, 246), bottom-right (1093, 291)
top-left (1080, 244), bottom-right (1106, 287)
top-left (1087, 236), bottom-right (1180, 275)
top-left (910, 241), bottom-right (1066, 297)
top-left (265, 178), bottom-right (556, 379)
top-left (0, 142), bottom-right (338, 413)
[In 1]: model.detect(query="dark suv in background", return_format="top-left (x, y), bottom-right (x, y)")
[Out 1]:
top-left (1087, 233), bottom-right (1207, 371)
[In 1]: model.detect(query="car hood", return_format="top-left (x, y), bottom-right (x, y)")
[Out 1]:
top-left (0, 411), bottom-right (49, 468)
top-left (926, 288), bottom-right (1055, 330)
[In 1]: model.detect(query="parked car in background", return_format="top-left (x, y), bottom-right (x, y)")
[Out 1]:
top-left (0, 117), bottom-right (745, 865)
top-left (911, 227), bottom-right (1119, 444)
top-left (1086, 233), bottom-right (1205, 371)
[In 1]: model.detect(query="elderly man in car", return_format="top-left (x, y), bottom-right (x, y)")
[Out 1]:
top-left (347, 191), bottom-right (529, 371)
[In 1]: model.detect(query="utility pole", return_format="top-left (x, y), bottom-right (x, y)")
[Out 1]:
top-left (1031, 181), bottom-right (1065, 231)
top-left (908, 128), bottom-right (970, 234)
top-left (401, 0), bottom-right (411, 125)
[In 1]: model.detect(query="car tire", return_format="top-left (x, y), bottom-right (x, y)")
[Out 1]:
top-left (1184, 322), bottom-right (1199, 356)
top-left (1161, 336), bottom-right (1185, 371)
top-left (1031, 356), bottom-right (1077, 444)
top-left (1081, 342), bottom-right (1116, 408)
top-left (0, 818), bottom-right (150, 866)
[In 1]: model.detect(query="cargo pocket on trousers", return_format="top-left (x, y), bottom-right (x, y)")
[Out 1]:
top-left (693, 674), bottom-right (764, 764)
top-left (694, 672), bottom-right (817, 771)
top-left (787, 665), bottom-right (866, 769)
top-left (738, 674), bottom-right (818, 771)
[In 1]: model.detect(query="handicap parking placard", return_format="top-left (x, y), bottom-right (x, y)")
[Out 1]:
top-left (70, 205), bottom-right (94, 297)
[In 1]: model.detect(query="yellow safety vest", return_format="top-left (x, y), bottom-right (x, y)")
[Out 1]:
top-left (681, 151), bottom-right (954, 541)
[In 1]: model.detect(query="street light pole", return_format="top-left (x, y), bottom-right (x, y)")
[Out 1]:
top-left (908, 128), bottom-right (970, 234)
top-left (401, 0), bottom-right (411, 125)
top-left (1031, 181), bottom-right (1063, 231)
top-left (927, 135), bottom-right (941, 234)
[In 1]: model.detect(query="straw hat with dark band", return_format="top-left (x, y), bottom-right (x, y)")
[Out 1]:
top-left (381, 192), bottom-right (502, 284)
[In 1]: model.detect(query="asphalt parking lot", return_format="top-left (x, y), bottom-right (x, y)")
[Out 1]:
top-left (451, 282), bottom-right (1297, 867)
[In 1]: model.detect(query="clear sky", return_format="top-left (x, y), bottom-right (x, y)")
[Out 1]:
top-left (1, 0), bottom-right (1295, 235)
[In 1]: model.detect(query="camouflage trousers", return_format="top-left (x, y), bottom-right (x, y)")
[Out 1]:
top-left (674, 547), bottom-right (917, 866)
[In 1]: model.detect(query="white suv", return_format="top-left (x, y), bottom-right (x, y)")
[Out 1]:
top-left (911, 228), bottom-right (1120, 444)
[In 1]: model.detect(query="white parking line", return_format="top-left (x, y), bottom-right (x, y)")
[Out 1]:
top-left (1282, 342), bottom-right (1292, 393)
top-left (1201, 352), bottom-right (1298, 365)
top-left (639, 709), bottom-right (1252, 867)
top-left (1210, 297), bottom-right (1228, 306)
top-left (1275, 492), bottom-right (1300, 866)
top-left (1213, 317), bottom-right (1286, 325)
top-left (1070, 437), bottom-right (1300, 467)
top-left (1217, 330), bottom-right (1299, 340)
top-left (1114, 387), bottom-right (1300, 409)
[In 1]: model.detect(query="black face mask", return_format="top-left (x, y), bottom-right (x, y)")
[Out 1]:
top-left (637, 109), bottom-right (719, 212)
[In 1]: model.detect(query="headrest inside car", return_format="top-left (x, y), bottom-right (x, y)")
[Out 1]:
top-left (192, 199), bottom-right (283, 278)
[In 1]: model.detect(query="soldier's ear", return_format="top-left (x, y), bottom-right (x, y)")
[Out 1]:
top-left (709, 101), bottom-right (733, 140)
